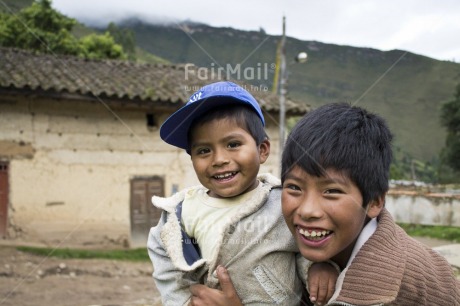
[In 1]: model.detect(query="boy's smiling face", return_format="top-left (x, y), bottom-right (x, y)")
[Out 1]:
top-left (281, 166), bottom-right (383, 268)
top-left (190, 118), bottom-right (270, 198)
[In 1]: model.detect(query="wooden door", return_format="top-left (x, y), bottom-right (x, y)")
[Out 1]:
top-left (0, 162), bottom-right (9, 238)
top-left (130, 176), bottom-right (164, 247)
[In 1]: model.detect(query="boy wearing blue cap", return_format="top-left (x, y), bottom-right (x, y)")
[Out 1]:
top-left (147, 81), bottom-right (338, 305)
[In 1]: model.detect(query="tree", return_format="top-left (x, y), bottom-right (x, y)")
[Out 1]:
top-left (0, 0), bottom-right (126, 60)
top-left (107, 22), bottom-right (136, 60)
top-left (79, 33), bottom-right (126, 60)
top-left (0, 0), bottom-right (81, 55)
top-left (440, 84), bottom-right (460, 172)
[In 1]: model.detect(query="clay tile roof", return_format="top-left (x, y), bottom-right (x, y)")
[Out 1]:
top-left (0, 47), bottom-right (309, 115)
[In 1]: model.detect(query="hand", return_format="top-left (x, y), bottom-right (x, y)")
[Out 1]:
top-left (307, 262), bottom-right (339, 305)
top-left (188, 265), bottom-right (243, 306)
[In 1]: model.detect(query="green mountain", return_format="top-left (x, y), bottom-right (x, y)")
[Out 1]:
top-left (2, 0), bottom-right (459, 164)
top-left (119, 19), bottom-right (460, 162)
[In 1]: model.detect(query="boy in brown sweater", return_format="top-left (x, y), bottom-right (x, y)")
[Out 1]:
top-left (280, 102), bottom-right (460, 305)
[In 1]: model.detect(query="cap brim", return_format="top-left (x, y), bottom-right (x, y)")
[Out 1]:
top-left (160, 96), bottom-right (252, 150)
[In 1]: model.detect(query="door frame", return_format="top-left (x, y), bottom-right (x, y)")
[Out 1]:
top-left (129, 176), bottom-right (164, 247)
top-left (0, 161), bottom-right (9, 238)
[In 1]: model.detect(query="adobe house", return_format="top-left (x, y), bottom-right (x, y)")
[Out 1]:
top-left (0, 47), bottom-right (309, 248)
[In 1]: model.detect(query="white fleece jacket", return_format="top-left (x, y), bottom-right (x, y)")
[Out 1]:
top-left (147, 173), bottom-right (309, 305)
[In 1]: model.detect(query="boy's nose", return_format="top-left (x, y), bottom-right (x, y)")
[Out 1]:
top-left (212, 149), bottom-right (230, 167)
top-left (297, 194), bottom-right (323, 220)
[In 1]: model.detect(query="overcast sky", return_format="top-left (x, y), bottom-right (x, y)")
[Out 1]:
top-left (51, 0), bottom-right (460, 62)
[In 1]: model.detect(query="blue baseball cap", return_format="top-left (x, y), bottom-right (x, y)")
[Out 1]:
top-left (160, 81), bottom-right (265, 150)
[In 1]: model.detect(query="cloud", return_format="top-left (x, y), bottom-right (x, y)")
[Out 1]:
top-left (51, 0), bottom-right (460, 61)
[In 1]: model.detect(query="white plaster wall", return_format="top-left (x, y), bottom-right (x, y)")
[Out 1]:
top-left (386, 194), bottom-right (460, 226)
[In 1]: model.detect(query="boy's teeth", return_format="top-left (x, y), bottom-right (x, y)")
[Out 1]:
top-left (214, 172), bottom-right (235, 179)
top-left (299, 229), bottom-right (331, 239)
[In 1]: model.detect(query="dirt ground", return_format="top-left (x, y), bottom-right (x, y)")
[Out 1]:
top-left (0, 245), bottom-right (162, 306)
top-left (0, 237), bottom-right (456, 306)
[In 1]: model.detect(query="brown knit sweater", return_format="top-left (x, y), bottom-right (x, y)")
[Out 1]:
top-left (329, 208), bottom-right (460, 306)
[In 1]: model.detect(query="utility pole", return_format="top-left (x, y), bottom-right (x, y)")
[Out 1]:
top-left (279, 16), bottom-right (287, 164)
top-left (276, 17), bottom-right (307, 176)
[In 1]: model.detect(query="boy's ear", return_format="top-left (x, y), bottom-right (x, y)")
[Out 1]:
top-left (258, 139), bottom-right (270, 164)
top-left (366, 194), bottom-right (385, 218)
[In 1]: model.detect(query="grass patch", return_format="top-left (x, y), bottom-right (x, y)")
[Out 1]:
top-left (17, 246), bottom-right (150, 262)
top-left (398, 223), bottom-right (460, 243)
top-left (17, 224), bottom-right (460, 261)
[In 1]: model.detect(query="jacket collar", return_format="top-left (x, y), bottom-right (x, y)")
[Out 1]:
top-left (332, 209), bottom-right (405, 305)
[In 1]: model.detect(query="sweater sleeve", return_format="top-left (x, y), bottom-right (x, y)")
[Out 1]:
top-left (295, 255), bottom-right (316, 306)
top-left (295, 253), bottom-right (309, 285)
top-left (147, 211), bottom-right (197, 306)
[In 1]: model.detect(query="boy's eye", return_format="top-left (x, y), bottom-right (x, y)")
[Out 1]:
top-left (195, 148), bottom-right (210, 155)
top-left (283, 183), bottom-right (301, 191)
top-left (324, 188), bottom-right (343, 194)
top-left (227, 142), bottom-right (241, 149)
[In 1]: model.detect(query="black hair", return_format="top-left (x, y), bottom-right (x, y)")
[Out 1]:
top-left (187, 103), bottom-right (268, 153)
top-left (281, 102), bottom-right (393, 207)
